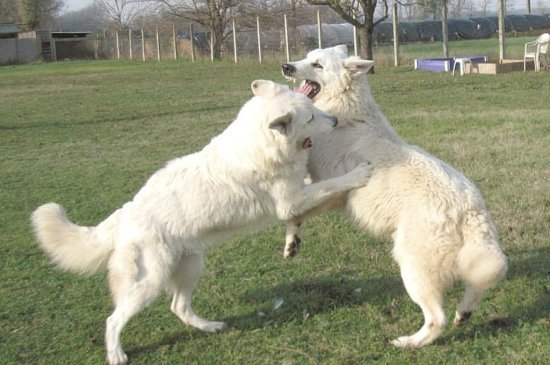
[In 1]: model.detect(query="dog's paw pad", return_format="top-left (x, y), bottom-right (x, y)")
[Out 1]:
top-left (283, 235), bottom-right (301, 258)
top-left (453, 311), bottom-right (472, 326)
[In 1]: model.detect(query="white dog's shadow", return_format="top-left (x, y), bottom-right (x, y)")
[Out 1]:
top-left (230, 273), bottom-right (404, 329)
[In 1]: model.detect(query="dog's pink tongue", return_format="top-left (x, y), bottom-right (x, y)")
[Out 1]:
top-left (295, 83), bottom-right (313, 96)
top-left (303, 137), bottom-right (312, 149)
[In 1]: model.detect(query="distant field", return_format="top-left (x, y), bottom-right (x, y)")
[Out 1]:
top-left (0, 56), bottom-right (549, 365)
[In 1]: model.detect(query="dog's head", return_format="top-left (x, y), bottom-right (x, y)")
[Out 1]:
top-left (282, 45), bottom-right (374, 104)
top-left (249, 79), bottom-right (338, 150)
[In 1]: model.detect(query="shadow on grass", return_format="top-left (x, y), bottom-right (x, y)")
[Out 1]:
top-left (129, 246), bottom-right (549, 356)
top-left (226, 273), bottom-right (404, 331)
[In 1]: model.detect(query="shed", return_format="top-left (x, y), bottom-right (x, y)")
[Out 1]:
top-left (39, 31), bottom-right (97, 61)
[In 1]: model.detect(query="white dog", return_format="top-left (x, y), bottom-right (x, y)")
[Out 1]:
top-left (281, 46), bottom-right (507, 347)
top-left (31, 80), bottom-right (374, 365)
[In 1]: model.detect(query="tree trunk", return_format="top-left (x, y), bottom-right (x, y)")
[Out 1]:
top-left (358, 26), bottom-right (375, 73)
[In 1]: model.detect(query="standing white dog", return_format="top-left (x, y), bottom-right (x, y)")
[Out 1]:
top-left (281, 46), bottom-right (507, 347)
top-left (31, 80), bottom-right (374, 365)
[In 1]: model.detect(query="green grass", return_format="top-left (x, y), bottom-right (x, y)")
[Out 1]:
top-left (1, 55), bottom-right (549, 365)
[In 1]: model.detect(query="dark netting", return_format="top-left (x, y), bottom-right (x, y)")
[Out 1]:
top-left (469, 17), bottom-right (498, 37)
top-left (415, 21), bottom-right (459, 42)
top-left (487, 16), bottom-right (513, 32)
top-left (399, 22), bottom-right (420, 43)
top-left (524, 14), bottom-right (550, 29)
top-left (373, 22), bottom-right (394, 44)
top-left (506, 15), bottom-right (531, 32)
top-left (448, 19), bottom-right (479, 39)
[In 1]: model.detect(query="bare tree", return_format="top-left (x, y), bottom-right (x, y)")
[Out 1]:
top-left (94, 0), bottom-right (156, 30)
top-left (155, 0), bottom-right (241, 60)
top-left (305, 0), bottom-right (389, 62)
top-left (17, 0), bottom-right (64, 30)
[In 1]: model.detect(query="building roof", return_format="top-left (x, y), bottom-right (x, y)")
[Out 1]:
top-left (0, 23), bottom-right (22, 35)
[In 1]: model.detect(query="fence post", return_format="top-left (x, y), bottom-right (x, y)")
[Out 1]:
top-left (102, 29), bottom-right (106, 57)
top-left (190, 23), bottom-right (195, 62)
top-left (392, 2), bottom-right (399, 66)
top-left (353, 14), bottom-right (358, 56)
top-left (116, 31), bottom-right (120, 59)
top-left (210, 31), bottom-right (214, 62)
top-left (317, 10), bottom-right (322, 49)
top-left (284, 14), bottom-right (290, 62)
top-left (257, 17), bottom-right (262, 64)
top-left (232, 18), bottom-right (238, 63)
top-left (156, 28), bottom-right (160, 61)
top-left (129, 29), bottom-right (132, 60)
top-left (173, 24), bottom-right (177, 60)
top-left (141, 29), bottom-right (145, 61)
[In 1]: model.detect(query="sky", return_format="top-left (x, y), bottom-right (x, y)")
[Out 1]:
top-left (64, 0), bottom-right (94, 13)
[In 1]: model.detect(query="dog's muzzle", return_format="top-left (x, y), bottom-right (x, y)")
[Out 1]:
top-left (282, 63), bottom-right (296, 76)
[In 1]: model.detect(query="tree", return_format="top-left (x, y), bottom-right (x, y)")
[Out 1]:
top-left (0, 0), bottom-right (19, 23)
top-left (17, 0), bottom-right (64, 30)
top-left (305, 0), bottom-right (389, 64)
top-left (94, 0), bottom-right (156, 30)
top-left (155, 0), bottom-right (241, 60)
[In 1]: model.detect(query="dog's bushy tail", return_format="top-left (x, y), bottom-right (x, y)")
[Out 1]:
top-left (31, 203), bottom-right (116, 276)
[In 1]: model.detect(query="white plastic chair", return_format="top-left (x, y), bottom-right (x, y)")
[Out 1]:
top-left (524, 33), bottom-right (550, 72)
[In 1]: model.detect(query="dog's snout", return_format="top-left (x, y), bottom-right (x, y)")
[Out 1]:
top-left (282, 63), bottom-right (296, 75)
top-left (330, 115), bottom-right (338, 127)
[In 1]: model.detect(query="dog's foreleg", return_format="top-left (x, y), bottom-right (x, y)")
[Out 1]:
top-left (289, 162), bottom-right (372, 217)
top-left (284, 217), bottom-right (302, 258)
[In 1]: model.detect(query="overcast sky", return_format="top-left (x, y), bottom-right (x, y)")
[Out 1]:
top-left (62, 0), bottom-right (549, 14)
top-left (64, 0), bottom-right (94, 13)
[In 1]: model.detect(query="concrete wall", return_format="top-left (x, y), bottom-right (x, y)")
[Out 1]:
top-left (0, 38), bottom-right (41, 64)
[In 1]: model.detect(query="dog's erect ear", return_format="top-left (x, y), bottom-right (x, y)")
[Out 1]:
top-left (344, 57), bottom-right (375, 77)
top-left (268, 112), bottom-right (293, 135)
top-left (251, 80), bottom-right (288, 98)
top-left (333, 45), bottom-right (348, 56)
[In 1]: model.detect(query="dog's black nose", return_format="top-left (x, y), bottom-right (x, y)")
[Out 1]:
top-left (331, 116), bottom-right (338, 127)
top-left (282, 63), bottom-right (296, 75)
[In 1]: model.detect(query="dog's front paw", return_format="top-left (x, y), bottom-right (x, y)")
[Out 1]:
top-left (284, 234), bottom-right (301, 258)
top-left (346, 161), bottom-right (374, 187)
top-left (107, 350), bottom-right (128, 365)
top-left (199, 321), bottom-right (227, 333)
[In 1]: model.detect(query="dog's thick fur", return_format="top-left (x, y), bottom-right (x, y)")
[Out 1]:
top-left (282, 46), bottom-right (507, 347)
top-left (31, 80), bottom-right (374, 365)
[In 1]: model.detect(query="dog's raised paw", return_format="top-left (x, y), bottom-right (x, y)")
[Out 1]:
top-left (283, 235), bottom-right (301, 258)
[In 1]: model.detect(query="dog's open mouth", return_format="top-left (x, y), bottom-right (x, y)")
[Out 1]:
top-left (295, 80), bottom-right (321, 99)
top-left (302, 137), bottom-right (312, 149)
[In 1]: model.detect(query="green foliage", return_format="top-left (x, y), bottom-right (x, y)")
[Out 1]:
top-left (0, 56), bottom-right (548, 365)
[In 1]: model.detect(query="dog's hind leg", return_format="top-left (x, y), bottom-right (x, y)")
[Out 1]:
top-left (105, 244), bottom-right (166, 365)
top-left (390, 222), bottom-right (451, 348)
top-left (170, 252), bottom-right (227, 332)
top-left (453, 216), bottom-right (507, 325)
top-left (391, 260), bottom-right (448, 348)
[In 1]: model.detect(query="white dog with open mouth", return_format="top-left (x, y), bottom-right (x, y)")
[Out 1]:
top-left (31, 80), bottom-right (374, 365)
top-left (282, 46), bottom-right (507, 347)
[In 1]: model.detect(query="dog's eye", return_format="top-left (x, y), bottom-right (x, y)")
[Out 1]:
top-left (311, 62), bottom-right (323, 69)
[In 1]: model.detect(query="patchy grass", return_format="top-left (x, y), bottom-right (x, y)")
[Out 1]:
top-left (0, 58), bottom-right (548, 365)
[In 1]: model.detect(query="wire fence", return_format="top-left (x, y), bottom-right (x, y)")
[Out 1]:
top-left (96, 11), bottom-right (550, 64)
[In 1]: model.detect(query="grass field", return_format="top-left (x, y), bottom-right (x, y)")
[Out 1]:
top-left (1, 54), bottom-right (549, 365)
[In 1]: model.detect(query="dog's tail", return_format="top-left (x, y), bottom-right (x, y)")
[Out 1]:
top-left (31, 203), bottom-right (118, 276)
